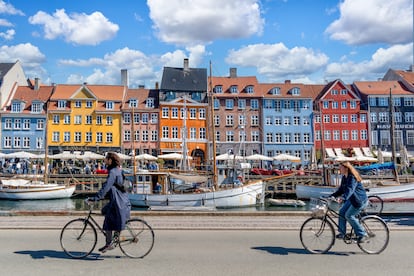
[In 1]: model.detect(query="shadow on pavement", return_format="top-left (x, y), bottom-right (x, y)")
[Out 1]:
top-left (252, 246), bottom-right (351, 256)
top-left (14, 250), bottom-right (103, 261)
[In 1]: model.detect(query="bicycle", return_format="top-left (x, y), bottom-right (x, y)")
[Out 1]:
top-left (363, 195), bottom-right (384, 216)
top-left (60, 200), bottom-right (154, 259)
top-left (300, 197), bottom-right (389, 254)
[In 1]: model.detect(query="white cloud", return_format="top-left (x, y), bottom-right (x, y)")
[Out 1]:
top-left (0, 43), bottom-right (47, 79)
top-left (160, 45), bottom-right (206, 68)
top-left (0, 0), bottom-right (24, 15)
top-left (226, 43), bottom-right (329, 81)
top-left (0, 18), bottom-right (13, 27)
top-left (325, 43), bottom-right (413, 81)
top-left (326, 0), bottom-right (412, 45)
top-left (0, 29), bottom-right (15, 40)
top-left (147, 0), bottom-right (264, 45)
top-left (28, 9), bottom-right (119, 45)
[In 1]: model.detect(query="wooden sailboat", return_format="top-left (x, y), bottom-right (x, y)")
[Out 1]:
top-left (128, 61), bottom-right (265, 208)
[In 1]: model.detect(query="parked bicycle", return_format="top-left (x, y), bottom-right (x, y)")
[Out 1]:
top-left (60, 199), bottom-right (154, 259)
top-left (300, 197), bottom-right (389, 254)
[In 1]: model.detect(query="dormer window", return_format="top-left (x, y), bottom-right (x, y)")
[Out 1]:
top-left (165, 91), bottom-right (175, 101)
top-left (291, 87), bottom-right (300, 96)
top-left (214, 86), bottom-right (223, 94)
top-left (146, 98), bottom-right (154, 108)
top-left (341, 89), bottom-right (347, 95)
top-left (31, 102), bottom-right (42, 113)
top-left (106, 101), bottom-right (114, 110)
top-left (57, 100), bottom-right (67, 109)
top-left (129, 99), bottom-right (138, 108)
top-left (192, 92), bottom-right (201, 101)
top-left (271, 87), bottom-right (280, 95)
top-left (11, 102), bottom-right (23, 113)
top-left (230, 85), bottom-right (238, 93)
top-left (246, 86), bottom-right (254, 94)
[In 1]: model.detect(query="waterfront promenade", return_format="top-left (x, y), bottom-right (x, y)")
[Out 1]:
top-left (1, 210), bottom-right (413, 231)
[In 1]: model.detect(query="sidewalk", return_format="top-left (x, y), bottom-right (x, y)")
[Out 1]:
top-left (1, 210), bottom-right (413, 230)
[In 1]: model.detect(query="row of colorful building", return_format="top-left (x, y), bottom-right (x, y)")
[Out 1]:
top-left (1, 59), bottom-right (414, 169)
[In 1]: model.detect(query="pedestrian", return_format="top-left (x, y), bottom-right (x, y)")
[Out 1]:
top-left (88, 152), bottom-right (131, 253)
top-left (330, 161), bottom-right (369, 243)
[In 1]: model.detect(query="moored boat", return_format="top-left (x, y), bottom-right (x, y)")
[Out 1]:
top-left (267, 198), bottom-right (306, 207)
top-left (0, 179), bottom-right (76, 200)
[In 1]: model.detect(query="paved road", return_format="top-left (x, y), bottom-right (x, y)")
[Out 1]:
top-left (1, 229), bottom-right (413, 276)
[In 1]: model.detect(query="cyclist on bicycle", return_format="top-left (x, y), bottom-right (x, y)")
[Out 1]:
top-left (330, 161), bottom-right (368, 243)
top-left (88, 152), bottom-right (131, 253)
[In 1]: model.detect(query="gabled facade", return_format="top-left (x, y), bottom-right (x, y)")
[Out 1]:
top-left (1, 78), bottom-right (53, 154)
top-left (0, 61), bottom-right (27, 109)
top-left (47, 84), bottom-right (125, 154)
top-left (261, 81), bottom-right (322, 166)
top-left (210, 68), bottom-right (263, 157)
top-left (314, 79), bottom-right (369, 160)
top-left (122, 86), bottom-right (159, 157)
top-left (159, 59), bottom-right (208, 168)
top-left (353, 80), bottom-right (414, 153)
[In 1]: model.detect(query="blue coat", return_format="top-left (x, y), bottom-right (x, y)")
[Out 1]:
top-left (331, 174), bottom-right (368, 208)
top-left (94, 167), bottom-right (131, 231)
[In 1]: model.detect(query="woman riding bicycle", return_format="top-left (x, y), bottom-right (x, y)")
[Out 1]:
top-left (89, 152), bottom-right (131, 253)
top-left (330, 161), bottom-right (368, 243)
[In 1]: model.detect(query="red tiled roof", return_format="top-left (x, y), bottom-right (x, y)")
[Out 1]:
top-left (51, 84), bottom-right (125, 101)
top-left (353, 80), bottom-right (413, 95)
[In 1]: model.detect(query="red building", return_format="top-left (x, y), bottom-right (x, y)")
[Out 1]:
top-left (313, 79), bottom-right (369, 161)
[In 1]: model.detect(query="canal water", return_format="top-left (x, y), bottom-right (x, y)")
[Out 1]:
top-left (0, 196), bottom-right (413, 214)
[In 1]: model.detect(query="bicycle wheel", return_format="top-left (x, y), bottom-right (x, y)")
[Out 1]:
top-left (364, 195), bottom-right (384, 216)
top-left (300, 217), bottom-right (335, 254)
top-left (119, 218), bottom-right (155, 258)
top-left (358, 215), bottom-right (389, 254)
top-left (60, 218), bottom-right (97, 258)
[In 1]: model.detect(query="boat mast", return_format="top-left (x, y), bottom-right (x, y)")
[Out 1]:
top-left (181, 96), bottom-right (189, 171)
top-left (209, 61), bottom-right (218, 186)
top-left (44, 110), bottom-right (49, 183)
top-left (389, 87), bottom-right (400, 182)
top-left (131, 105), bottom-right (137, 183)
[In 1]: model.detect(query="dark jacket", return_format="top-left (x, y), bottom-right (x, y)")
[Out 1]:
top-left (331, 174), bottom-right (367, 208)
top-left (95, 167), bottom-right (131, 231)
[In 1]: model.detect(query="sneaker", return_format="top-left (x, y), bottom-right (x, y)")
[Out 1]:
top-left (357, 235), bottom-right (369, 243)
top-left (335, 234), bottom-right (344, 239)
top-left (98, 244), bottom-right (114, 253)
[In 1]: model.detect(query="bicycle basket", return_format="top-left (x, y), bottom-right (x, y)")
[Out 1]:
top-left (309, 198), bottom-right (327, 218)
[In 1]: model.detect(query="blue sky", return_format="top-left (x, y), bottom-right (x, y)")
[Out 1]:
top-left (0, 0), bottom-right (413, 88)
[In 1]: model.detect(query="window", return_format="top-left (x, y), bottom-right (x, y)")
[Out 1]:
top-left (265, 116), bottom-right (272, 125)
top-left (151, 130), bottom-right (158, 141)
top-left (341, 101), bottom-right (347, 109)
top-left (142, 113), bottom-right (148, 123)
top-left (378, 97), bottom-right (388, 106)
top-left (271, 87), bottom-right (280, 95)
top-left (64, 132), bottom-right (70, 142)
top-left (284, 100), bottom-right (290, 109)
top-left (200, 128), bottom-right (206, 139)
top-left (85, 132), bottom-right (92, 142)
top-left (284, 117), bottom-right (290, 125)
top-left (151, 113), bottom-right (158, 123)
top-left (106, 132), bottom-right (113, 143)
top-left (31, 103), bottom-right (42, 113)
top-left (303, 133), bottom-right (310, 143)
top-left (251, 131), bottom-right (259, 142)
top-left (134, 130), bottom-right (140, 141)
top-left (96, 115), bottom-right (102, 125)
top-left (393, 97), bottom-right (401, 106)
top-left (37, 119), bottom-right (44, 130)
top-left (331, 89), bottom-right (338, 95)
top-left (332, 114), bottom-right (339, 123)
top-left (225, 99), bottom-right (234, 109)
top-left (239, 115), bottom-right (246, 126)
top-left (74, 132), bottom-right (81, 142)
top-left (251, 115), bottom-right (259, 126)
top-left (291, 87), bottom-right (300, 95)
top-left (190, 128), bottom-right (196, 140)
top-left (106, 116), bottom-right (113, 125)
top-left (293, 116), bottom-right (300, 126)
top-left (360, 114), bottom-right (367, 123)
top-left (323, 115), bottom-right (330, 123)
top-left (214, 115), bottom-right (220, 126)
top-left (246, 86), bottom-right (254, 93)
top-left (106, 101), bottom-right (114, 110)
top-left (405, 112), bottom-right (414, 122)
top-left (266, 133), bottom-right (273, 143)
top-left (342, 130), bottom-right (349, 140)
top-left (275, 117), bottom-right (282, 125)
top-left (361, 130), bottom-right (368, 140)
top-left (378, 112), bottom-right (388, 123)
top-left (86, 101), bottom-right (93, 108)
top-left (146, 98), bottom-right (154, 108)
top-left (129, 99), bottom-right (138, 108)
top-left (294, 133), bottom-right (300, 143)
top-left (23, 119), bottom-right (30, 130)
top-left (226, 115), bottom-right (233, 126)
top-left (36, 137), bottom-right (43, 149)
top-left (4, 137), bottom-right (11, 148)
top-left (369, 97), bottom-right (376, 107)
top-left (13, 137), bottom-right (21, 148)
top-left (214, 99), bottom-right (220, 109)
top-left (86, 115), bottom-right (92, 125)
top-left (332, 101), bottom-right (338, 109)
top-left (14, 119), bottom-right (21, 129)
top-left (350, 100), bottom-right (357, 109)
top-left (190, 108), bottom-right (196, 119)
top-left (226, 131), bottom-right (234, 142)
top-left (171, 107), bottom-right (178, 118)
top-left (333, 130), bottom-right (340, 140)
top-left (274, 100), bottom-right (281, 112)
top-left (124, 130), bottom-right (131, 141)
top-left (12, 102), bottom-right (22, 113)
top-left (172, 127), bottom-right (179, 139)
top-left (23, 137), bottom-right (30, 148)
top-left (341, 89), bottom-right (347, 95)
top-left (351, 114), bottom-right (358, 123)
top-left (64, 115), bottom-right (70, 124)
top-left (238, 99), bottom-right (246, 109)
top-left (162, 107), bottom-right (169, 118)
top-left (230, 85), bottom-right (238, 93)
top-left (199, 109), bottom-right (206, 119)
top-left (96, 132), bottom-right (103, 143)
top-left (323, 101), bottom-right (329, 109)
top-left (124, 113), bottom-right (131, 124)
top-left (341, 114), bottom-right (348, 123)
top-left (264, 99), bottom-right (272, 109)
top-left (404, 97), bottom-right (414, 106)
top-left (74, 115), bottom-right (82, 124)
top-left (58, 100), bottom-right (67, 109)
top-left (370, 113), bottom-right (377, 123)
top-left (352, 130), bottom-right (358, 140)
top-left (284, 133), bottom-right (291, 143)
top-left (214, 86), bottom-right (223, 93)
top-left (162, 126), bottom-right (169, 139)
top-left (324, 130), bottom-right (331, 141)
top-left (52, 132), bottom-right (60, 142)
top-left (275, 133), bottom-right (282, 143)
top-left (134, 113), bottom-right (140, 124)
top-left (251, 99), bottom-right (259, 109)
top-left (74, 100), bottom-right (81, 108)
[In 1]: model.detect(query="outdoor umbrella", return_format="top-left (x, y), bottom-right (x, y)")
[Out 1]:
top-left (135, 153), bottom-right (158, 161)
top-left (245, 154), bottom-right (273, 161)
top-left (272, 153), bottom-right (301, 162)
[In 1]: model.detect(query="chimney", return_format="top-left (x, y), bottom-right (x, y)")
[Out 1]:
top-left (230, 68), bottom-right (237, 78)
top-left (138, 85), bottom-right (145, 89)
top-left (121, 69), bottom-right (128, 87)
top-left (34, 78), bottom-right (39, 91)
top-left (285, 80), bottom-right (291, 84)
top-left (155, 82), bottom-right (159, 89)
top-left (183, 58), bottom-right (189, 71)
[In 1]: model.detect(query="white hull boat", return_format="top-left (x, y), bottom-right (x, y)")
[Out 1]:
top-left (0, 179), bottom-right (76, 200)
top-left (296, 182), bottom-right (414, 202)
top-left (129, 180), bottom-right (264, 208)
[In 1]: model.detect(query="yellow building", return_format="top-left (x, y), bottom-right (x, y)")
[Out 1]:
top-left (47, 84), bottom-right (125, 154)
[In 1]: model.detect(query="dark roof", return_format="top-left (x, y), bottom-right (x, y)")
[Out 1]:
top-left (160, 66), bottom-right (207, 92)
top-left (0, 63), bottom-right (15, 80)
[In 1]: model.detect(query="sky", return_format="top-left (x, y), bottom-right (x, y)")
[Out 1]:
top-left (0, 0), bottom-right (413, 88)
